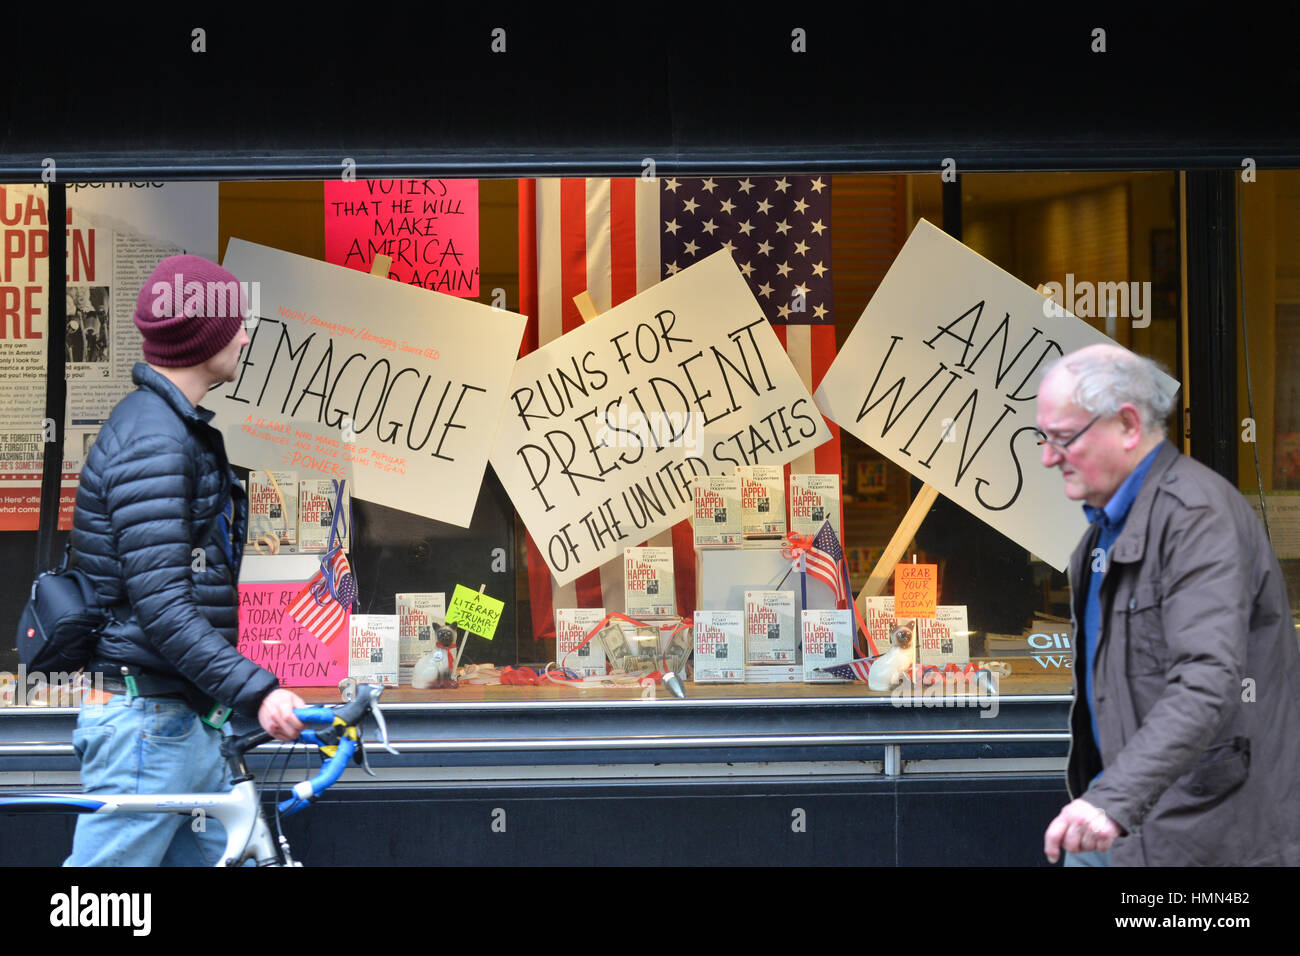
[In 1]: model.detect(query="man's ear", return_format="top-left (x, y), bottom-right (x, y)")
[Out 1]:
top-left (1117, 403), bottom-right (1144, 451)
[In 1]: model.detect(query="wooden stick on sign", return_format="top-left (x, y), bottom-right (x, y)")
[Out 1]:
top-left (370, 254), bottom-right (392, 278)
top-left (573, 291), bottom-right (599, 323)
top-left (856, 483), bottom-right (939, 605)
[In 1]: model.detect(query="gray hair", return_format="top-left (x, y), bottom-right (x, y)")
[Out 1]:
top-left (1042, 348), bottom-right (1177, 433)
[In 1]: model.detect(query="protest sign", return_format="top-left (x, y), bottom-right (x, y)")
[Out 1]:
top-left (815, 220), bottom-right (1178, 571)
top-left (215, 239), bottom-right (525, 528)
top-left (324, 180), bottom-right (479, 296)
top-left (237, 581), bottom-right (348, 687)
top-left (0, 183), bottom-right (218, 531)
top-left (491, 250), bottom-right (832, 585)
top-left (445, 584), bottom-right (505, 640)
top-left (894, 563), bottom-right (937, 618)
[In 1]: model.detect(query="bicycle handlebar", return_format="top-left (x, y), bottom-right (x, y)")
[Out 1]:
top-left (276, 685), bottom-right (385, 816)
top-left (222, 684), bottom-right (389, 816)
top-left (276, 735), bottom-right (357, 816)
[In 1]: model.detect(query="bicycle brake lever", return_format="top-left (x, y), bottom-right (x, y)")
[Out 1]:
top-left (370, 704), bottom-right (400, 756)
top-left (355, 734), bottom-right (375, 777)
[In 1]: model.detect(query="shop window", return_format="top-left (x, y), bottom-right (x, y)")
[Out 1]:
top-left (0, 171), bottom-right (1192, 709)
top-left (1237, 170), bottom-right (1300, 608)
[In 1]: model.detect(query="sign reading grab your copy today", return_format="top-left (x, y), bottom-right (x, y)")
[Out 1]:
top-left (213, 240), bottom-right (526, 528)
top-left (814, 220), bottom-right (1179, 572)
top-left (492, 250), bottom-right (832, 586)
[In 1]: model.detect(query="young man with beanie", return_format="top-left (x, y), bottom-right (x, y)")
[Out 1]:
top-left (65, 254), bottom-right (305, 866)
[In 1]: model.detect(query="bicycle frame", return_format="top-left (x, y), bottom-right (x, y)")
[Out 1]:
top-left (2, 780), bottom-right (285, 866)
top-left (0, 683), bottom-right (392, 866)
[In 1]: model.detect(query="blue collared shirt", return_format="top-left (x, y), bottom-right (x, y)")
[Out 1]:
top-left (1081, 443), bottom-right (1163, 758)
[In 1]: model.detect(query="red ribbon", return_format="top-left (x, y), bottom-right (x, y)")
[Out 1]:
top-left (781, 532), bottom-right (814, 570)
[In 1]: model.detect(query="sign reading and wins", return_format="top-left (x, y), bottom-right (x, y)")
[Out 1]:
top-left (815, 220), bottom-right (1178, 571)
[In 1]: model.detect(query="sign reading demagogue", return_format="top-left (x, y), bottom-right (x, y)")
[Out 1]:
top-left (213, 240), bottom-right (526, 529)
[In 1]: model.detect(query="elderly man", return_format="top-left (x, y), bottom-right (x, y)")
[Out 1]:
top-left (1037, 343), bottom-right (1300, 866)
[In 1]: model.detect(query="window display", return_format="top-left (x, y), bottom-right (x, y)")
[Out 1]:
top-left (1, 171), bottom-right (1206, 713)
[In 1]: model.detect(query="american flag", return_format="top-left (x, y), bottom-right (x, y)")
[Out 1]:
top-left (815, 658), bottom-right (878, 682)
top-left (518, 177), bottom-right (840, 645)
top-left (804, 519), bottom-right (847, 605)
top-left (286, 549), bottom-right (354, 645)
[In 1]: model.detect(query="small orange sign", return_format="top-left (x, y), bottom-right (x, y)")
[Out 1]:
top-left (894, 563), bottom-right (937, 619)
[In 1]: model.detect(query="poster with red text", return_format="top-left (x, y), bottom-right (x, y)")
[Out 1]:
top-left (0, 183), bottom-right (217, 531)
top-left (324, 180), bottom-right (479, 296)
top-left (237, 581), bottom-right (348, 688)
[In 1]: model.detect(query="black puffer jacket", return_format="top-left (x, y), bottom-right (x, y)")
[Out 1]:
top-left (72, 363), bottom-right (278, 718)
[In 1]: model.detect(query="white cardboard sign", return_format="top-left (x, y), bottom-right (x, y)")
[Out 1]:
top-left (815, 219), bottom-right (1178, 571)
top-left (214, 239), bottom-right (526, 528)
top-left (492, 250), bottom-right (832, 585)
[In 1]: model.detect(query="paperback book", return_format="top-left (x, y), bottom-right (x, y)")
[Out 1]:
top-left (739, 464), bottom-right (786, 539)
top-left (915, 604), bottom-right (971, 669)
top-left (692, 474), bottom-right (743, 548)
top-left (692, 609), bottom-right (745, 682)
top-left (298, 478), bottom-right (350, 552)
top-left (789, 473), bottom-right (841, 539)
top-left (802, 608), bottom-right (854, 681)
top-left (624, 546), bottom-right (675, 617)
top-left (247, 469), bottom-right (298, 550)
top-left (396, 592), bottom-right (447, 682)
top-left (555, 607), bottom-right (608, 677)
top-left (348, 614), bottom-right (399, 686)
top-left (744, 589), bottom-right (798, 664)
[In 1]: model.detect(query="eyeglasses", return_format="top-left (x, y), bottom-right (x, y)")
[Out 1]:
top-left (1035, 414), bottom-right (1102, 451)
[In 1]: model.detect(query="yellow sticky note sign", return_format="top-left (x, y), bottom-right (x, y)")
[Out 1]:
top-left (894, 564), bottom-right (937, 619)
top-left (445, 585), bottom-right (505, 640)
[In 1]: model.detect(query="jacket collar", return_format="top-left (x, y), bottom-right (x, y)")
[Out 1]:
top-left (131, 362), bottom-right (216, 425)
top-left (1107, 439), bottom-right (1180, 566)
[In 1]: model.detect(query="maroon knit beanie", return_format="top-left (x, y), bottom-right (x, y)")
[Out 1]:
top-left (133, 254), bottom-right (247, 367)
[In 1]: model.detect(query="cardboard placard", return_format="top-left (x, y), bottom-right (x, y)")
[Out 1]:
top-left (324, 180), bottom-right (479, 296)
top-left (445, 584), bottom-right (505, 640)
top-left (237, 581), bottom-right (348, 687)
top-left (894, 563), bottom-right (937, 619)
top-left (815, 220), bottom-right (1179, 571)
top-left (491, 250), bottom-right (832, 585)
top-left (214, 240), bottom-right (525, 528)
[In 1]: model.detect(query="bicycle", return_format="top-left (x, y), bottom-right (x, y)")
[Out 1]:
top-left (0, 682), bottom-right (396, 866)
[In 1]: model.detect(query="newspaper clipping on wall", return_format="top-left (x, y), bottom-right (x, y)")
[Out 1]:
top-left (0, 183), bottom-right (218, 530)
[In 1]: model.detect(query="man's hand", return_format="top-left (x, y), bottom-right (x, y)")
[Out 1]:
top-left (258, 688), bottom-right (306, 742)
top-left (1044, 797), bottom-right (1122, 863)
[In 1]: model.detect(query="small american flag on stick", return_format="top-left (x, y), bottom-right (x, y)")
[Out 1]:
top-left (286, 549), bottom-right (355, 645)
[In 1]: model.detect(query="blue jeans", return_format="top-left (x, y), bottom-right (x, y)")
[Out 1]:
top-left (65, 695), bottom-right (232, 867)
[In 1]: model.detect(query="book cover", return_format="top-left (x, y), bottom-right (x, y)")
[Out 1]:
top-left (789, 473), bottom-right (841, 539)
top-left (863, 595), bottom-right (899, 656)
top-left (692, 609), bottom-right (745, 682)
top-left (396, 592), bottom-right (447, 677)
top-left (744, 589), bottom-right (797, 663)
top-left (555, 607), bottom-right (608, 677)
top-left (802, 608), bottom-right (854, 681)
top-left (916, 604), bottom-right (971, 669)
top-left (348, 614), bottom-right (399, 686)
top-left (247, 469), bottom-right (298, 550)
top-left (298, 478), bottom-right (350, 552)
top-left (743, 664), bottom-right (801, 682)
top-left (624, 546), bottom-right (675, 617)
top-left (692, 474), bottom-right (742, 548)
top-left (739, 464), bottom-right (786, 538)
